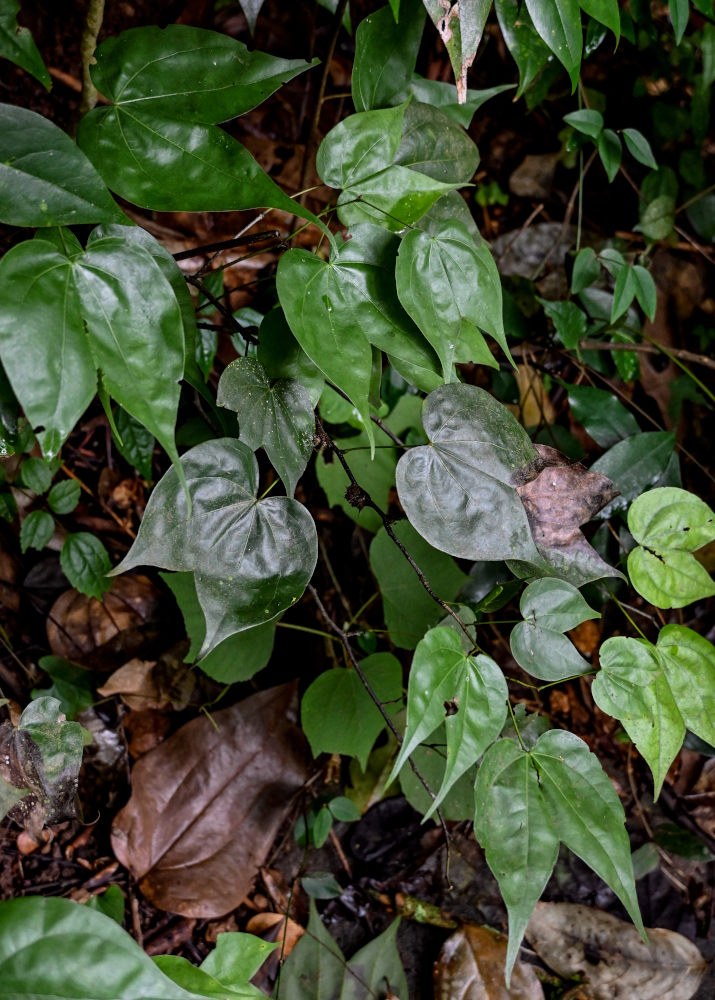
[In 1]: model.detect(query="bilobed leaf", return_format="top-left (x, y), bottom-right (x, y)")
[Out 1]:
top-left (566, 384), bottom-right (640, 448)
top-left (510, 578), bottom-right (599, 681)
top-left (0, 104), bottom-right (123, 227)
top-left (525, 0), bottom-right (583, 88)
top-left (474, 738), bottom-right (560, 985)
top-left (391, 627), bottom-right (508, 817)
top-left (579, 0), bottom-right (620, 40)
top-left (352, 1), bottom-right (425, 110)
top-left (113, 439), bottom-right (318, 656)
top-left (622, 128), bottom-right (658, 169)
top-left (422, 0), bottom-right (492, 102)
top-left (495, 0), bottom-right (552, 96)
top-left (217, 358), bottom-right (315, 497)
top-left (626, 486), bottom-right (715, 608)
top-left (301, 653), bottom-right (403, 769)
top-left (0, 0), bottom-right (50, 87)
top-left (61, 533), bottom-right (112, 600)
top-left (395, 218), bottom-right (513, 381)
top-left (19, 510), bottom-right (54, 553)
top-left (396, 383), bottom-right (543, 563)
top-left (564, 108), bottom-right (604, 137)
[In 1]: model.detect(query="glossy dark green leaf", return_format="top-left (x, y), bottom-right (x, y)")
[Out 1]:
top-left (0, 104), bottom-right (123, 227)
top-left (47, 478), bottom-right (81, 515)
top-left (316, 104), bottom-right (406, 190)
top-left (571, 246), bottom-right (601, 293)
top-left (0, 0), bottom-right (50, 87)
top-left (525, 0), bottom-right (582, 88)
top-left (591, 431), bottom-right (675, 517)
top-left (391, 627), bottom-right (507, 816)
top-left (564, 108), bottom-right (604, 137)
top-left (408, 76), bottom-right (515, 129)
top-left (622, 128), bottom-right (658, 169)
top-left (396, 383), bottom-right (542, 563)
top-left (394, 101), bottom-right (480, 183)
top-left (256, 308), bottom-right (324, 407)
top-left (352, 0), bottom-right (425, 110)
top-left (301, 653), bottom-right (403, 769)
top-left (566, 384), bottom-right (639, 448)
top-left (579, 0), bottom-right (620, 39)
top-left (423, 0), bottom-right (491, 101)
top-left (217, 358), bottom-right (314, 497)
top-left (370, 520), bottom-right (468, 649)
top-left (61, 533), bottom-right (112, 600)
top-left (0, 896), bottom-right (213, 999)
top-left (627, 487), bottom-right (715, 608)
top-left (31, 656), bottom-right (94, 720)
top-left (598, 127), bottom-right (622, 182)
top-left (540, 299), bottom-right (587, 350)
top-left (20, 456), bottom-right (52, 493)
top-left (19, 509), bottom-right (54, 553)
top-left (395, 218), bottom-right (513, 380)
top-left (495, 0), bottom-right (552, 96)
top-left (114, 407), bottom-right (155, 482)
top-left (474, 738), bottom-right (560, 985)
top-left (114, 439), bottom-right (317, 657)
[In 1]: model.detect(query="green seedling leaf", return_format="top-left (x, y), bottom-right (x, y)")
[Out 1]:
top-left (564, 108), bottom-right (604, 137)
top-left (423, 0), bottom-right (492, 102)
top-left (114, 439), bottom-right (318, 657)
top-left (408, 76), bottom-right (515, 129)
top-left (352, 1), bottom-right (425, 110)
top-left (20, 456), bottom-right (52, 494)
top-left (495, 0), bottom-right (552, 96)
top-left (566, 384), bottom-right (639, 448)
top-left (312, 805), bottom-right (333, 847)
top-left (0, 104), bottom-right (123, 227)
top-left (19, 510), bottom-right (53, 553)
top-left (631, 265), bottom-right (657, 321)
top-left (302, 872), bottom-right (342, 899)
top-left (301, 653), bottom-right (403, 769)
top-left (0, 895), bottom-right (222, 999)
top-left (114, 406), bottom-right (155, 482)
top-left (579, 0), bottom-right (620, 39)
top-left (200, 932), bottom-right (277, 989)
top-left (390, 627), bottom-right (507, 816)
top-left (571, 246), bottom-right (601, 293)
top-left (636, 194), bottom-right (675, 242)
top-left (627, 486), bottom-right (715, 608)
top-left (76, 26), bottom-right (327, 237)
top-left (47, 478), bottom-right (81, 515)
top-left (540, 299), bottom-right (587, 349)
top-left (396, 383), bottom-right (543, 563)
top-left (597, 128), bottom-right (622, 182)
top-left (31, 656), bottom-right (94, 720)
top-left (525, 0), bottom-right (583, 89)
top-left (61, 533), bottom-right (112, 600)
top-left (475, 738), bottom-right (560, 985)
top-left (370, 520), bottom-right (468, 649)
top-left (341, 915), bottom-right (408, 1000)
top-left (622, 128), bottom-right (658, 169)
top-left (594, 626), bottom-right (715, 797)
top-left (155, 955), bottom-right (262, 1000)
top-left (0, 235), bottom-right (184, 466)
top-left (217, 358), bottom-right (315, 497)
top-left (329, 796), bottom-right (361, 822)
top-left (510, 577), bottom-right (600, 681)
top-left (591, 431), bottom-right (675, 517)
top-left (0, 0), bottom-right (50, 87)
top-left (85, 885), bottom-right (126, 925)
top-left (395, 218), bottom-right (513, 380)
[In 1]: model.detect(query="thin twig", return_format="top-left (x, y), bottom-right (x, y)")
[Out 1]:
top-left (579, 339), bottom-right (715, 372)
top-left (530, 150), bottom-right (597, 281)
top-left (172, 232), bottom-right (280, 262)
top-left (184, 275), bottom-right (256, 342)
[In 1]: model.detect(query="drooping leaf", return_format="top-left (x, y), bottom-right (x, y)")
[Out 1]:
top-left (579, 0), bottom-right (620, 40)
top-left (524, 0), bottom-right (583, 89)
top-left (301, 653), bottom-right (403, 770)
top-left (669, 0), bottom-right (689, 44)
top-left (510, 577), bottom-right (599, 681)
top-left (398, 723), bottom-right (478, 821)
top-left (622, 128), bottom-right (658, 169)
top-left (422, 0), bottom-right (492, 102)
top-left (395, 218), bottom-right (513, 380)
top-left (0, 104), bottom-right (123, 227)
top-left (390, 626), bottom-right (508, 816)
top-left (566, 384), bottom-right (640, 448)
top-left (352, 0), bottom-right (425, 110)
top-left (113, 439), bottom-right (318, 656)
top-left (564, 108), bottom-right (604, 137)
top-left (631, 264), bottom-right (657, 321)
top-left (408, 76), bottom-right (515, 129)
top-left (237, 0), bottom-right (266, 34)
top-left (112, 684), bottom-right (307, 917)
top-left (0, 0), bottom-right (50, 87)
top-left (495, 0), bottom-right (552, 96)
top-left (217, 359), bottom-right (314, 497)
top-left (396, 383), bottom-right (543, 563)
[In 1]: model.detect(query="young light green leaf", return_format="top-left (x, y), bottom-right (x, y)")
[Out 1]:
top-left (301, 653), bottom-right (403, 769)
top-left (598, 128), bottom-right (622, 183)
top-left (47, 478), bottom-right (81, 515)
top-left (631, 264), bottom-right (657, 321)
top-left (510, 578), bottom-right (598, 681)
top-left (389, 627), bottom-right (508, 816)
top-left (154, 955), bottom-right (262, 1000)
top-left (200, 932), bottom-right (277, 989)
top-left (61, 533), bottom-right (112, 600)
top-left (656, 625), bottom-right (715, 748)
top-left (217, 358), bottom-right (314, 497)
top-left (622, 128), bottom-right (658, 169)
top-left (474, 738), bottom-right (560, 985)
top-left (579, 0), bottom-right (620, 40)
top-left (0, 104), bottom-right (123, 227)
top-left (396, 383), bottom-right (542, 563)
top-left (423, 0), bottom-right (492, 102)
top-left (370, 520), bottom-right (467, 648)
top-left (352, 1), bottom-right (425, 110)
top-left (395, 218), bottom-right (513, 381)
top-left (627, 487), bottom-right (715, 608)
top-left (113, 439), bottom-right (318, 657)
top-left (495, 0), bottom-right (552, 96)
top-left (571, 246), bottom-right (601, 293)
top-left (564, 108), bottom-right (604, 137)
top-left (525, 0), bottom-right (583, 88)
top-left (20, 456), bottom-right (52, 493)
top-left (566, 383), bottom-right (640, 448)
top-left (0, 0), bottom-right (50, 88)
top-left (19, 509), bottom-right (54, 553)
top-left (84, 885), bottom-right (125, 925)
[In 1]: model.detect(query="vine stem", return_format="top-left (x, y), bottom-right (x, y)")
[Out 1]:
top-left (77, 0), bottom-right (105, 121)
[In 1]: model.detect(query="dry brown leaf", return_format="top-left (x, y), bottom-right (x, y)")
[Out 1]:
top-left (434, 924), bottom-right (545, 1000)
top-left (46, 574), bottom-right (163, 668)
top-left (517, 444), bottom-right (619, 582)
top-left (98, 659), bottom-right (165, 711)
top-left (245, 912), bottom-right (305, 956)
top-left (507, 364), bottom-right (556, 430)
top-left (122, 708), bottom-right (171, 758)
top-left (525, 902), bottom-right (707, 1000)
top-left (111, 683), bottom-right (308, 918)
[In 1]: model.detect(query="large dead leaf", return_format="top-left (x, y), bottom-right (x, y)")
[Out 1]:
top-left (434, 924), bottom-right (545, 999)
top-left (525, 902), bottom-right (707, 1000)
top-left (513, 444), bottom-right (621, 586)
top-left (111, 683), bottom-right (308, 918)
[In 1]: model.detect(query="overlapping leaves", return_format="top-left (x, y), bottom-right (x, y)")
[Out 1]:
top-left (510, 578), bottom-right (599, 681)
top-left (475, 730), bottom-right (644, 985)
top-left (113, 438), bottom-right (318, 657)
top-left (593, 626), bottom-right (715, 797)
